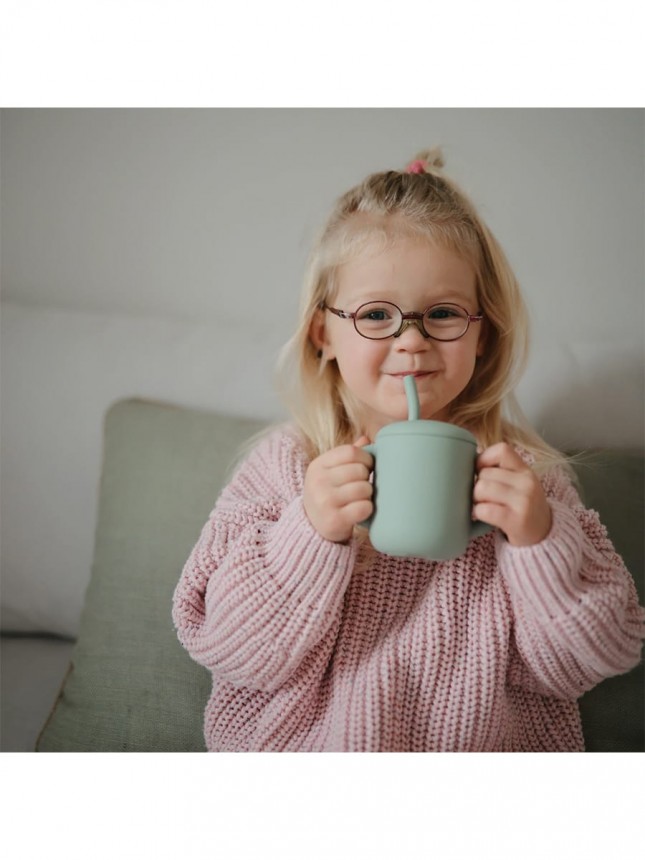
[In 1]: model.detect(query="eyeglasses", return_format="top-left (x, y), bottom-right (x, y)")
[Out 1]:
top-left (322, 301), bottom-right (484, 342)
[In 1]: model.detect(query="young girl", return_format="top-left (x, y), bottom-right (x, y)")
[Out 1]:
top-left (173, 149), bottom-right (645, 752)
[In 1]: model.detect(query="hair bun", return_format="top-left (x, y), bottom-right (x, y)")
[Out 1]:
top-left (405, 147), bottom-right (445, 174)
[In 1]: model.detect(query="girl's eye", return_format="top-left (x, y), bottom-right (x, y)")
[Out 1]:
top-left (354, 302), bottom-right (401, 337)
top-left (358, 306), bottom-right (393, 322)
top-left (427, 306), bottom-right (459, 320)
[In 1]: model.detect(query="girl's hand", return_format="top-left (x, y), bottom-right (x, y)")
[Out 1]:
top-left (473, 443), bottom-right (552, 547)
top-left (303, 436), bottom-right (374, 543)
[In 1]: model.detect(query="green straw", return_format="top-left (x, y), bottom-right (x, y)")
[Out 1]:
top-left (404, 374), bottom-right (420, 421)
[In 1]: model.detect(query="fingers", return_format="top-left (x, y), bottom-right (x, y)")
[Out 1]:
top-left (333, 476), bottom-right (374, 507)
top-left (342, 499), bottom-right (374, 526)
top-left (326, 439), bottom-right (373, 470)
top-left (316, 440), bottom-right (373, 487)
top-left (476, 442), bottom-right (526, 472)
top-left (475, 466), bottom-right (536, 498)
top-left (473, 442), bottom-right (552, 546)
top-left (328, 462), bottom-right (372, 487)
top-left (475, 443), bottom-right (536, 508)
top-left (473, 476), bottom-right (528, 508)
top-left (303, 440), bottom-right (374, 543)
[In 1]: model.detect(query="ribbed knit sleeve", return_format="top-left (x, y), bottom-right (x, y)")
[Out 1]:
top-left (498, 467), bottom-right (645, 700)
top-left (172, 427), bottom-right (357, 693)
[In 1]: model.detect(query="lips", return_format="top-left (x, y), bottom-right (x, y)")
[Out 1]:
top-left (389, 371), bottom-right (435, 378)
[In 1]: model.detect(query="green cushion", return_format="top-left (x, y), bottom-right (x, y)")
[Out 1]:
top-left (37, 399), bottom-right (266, 751)
top-left (37, 400), bottom-right (644, 752)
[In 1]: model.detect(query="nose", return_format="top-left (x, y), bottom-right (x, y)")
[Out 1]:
top-left (393, 319), bottom-right (431, 350)
top-left (394, 318), bottom-right (430, 340)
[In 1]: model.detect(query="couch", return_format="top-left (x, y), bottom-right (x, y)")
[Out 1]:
top-left (2, 397), bottom-right (643, 752)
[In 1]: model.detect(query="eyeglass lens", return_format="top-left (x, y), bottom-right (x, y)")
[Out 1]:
top-left (354, 302), bottom-right (471, 340)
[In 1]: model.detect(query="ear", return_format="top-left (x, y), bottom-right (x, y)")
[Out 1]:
top-left (309, 307), bottom-right (335, 359)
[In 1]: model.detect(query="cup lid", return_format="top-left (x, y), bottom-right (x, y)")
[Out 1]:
top-left (376, 419), bottom-right (477, 445)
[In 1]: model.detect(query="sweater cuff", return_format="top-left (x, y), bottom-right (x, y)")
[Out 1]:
top-left (496, 499), bottom-right (586, 619)
top-left (262, 495), bottom-right (358, 614)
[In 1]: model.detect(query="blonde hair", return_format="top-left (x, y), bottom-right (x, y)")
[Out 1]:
top-left (276, 148), bottom-right (570, 475)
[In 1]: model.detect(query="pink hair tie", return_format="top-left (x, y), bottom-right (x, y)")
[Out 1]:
top-left (405, 159), bottom-right (426, 174)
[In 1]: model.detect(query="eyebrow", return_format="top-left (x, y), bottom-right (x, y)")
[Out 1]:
top-left (342, 290), bottom-right (476, 307)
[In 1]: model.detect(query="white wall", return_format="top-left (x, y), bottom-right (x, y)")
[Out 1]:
top-left (2, 108), bottom-right (644, 636)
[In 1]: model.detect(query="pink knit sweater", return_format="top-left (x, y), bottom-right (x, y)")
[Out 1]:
top-left (172, 426), bottom-right (645, 751)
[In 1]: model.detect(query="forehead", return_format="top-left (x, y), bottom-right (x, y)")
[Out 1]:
top-left (324, 211), bottom-right (479, 267)
top-left (334, 237), bottom-right (477, 302)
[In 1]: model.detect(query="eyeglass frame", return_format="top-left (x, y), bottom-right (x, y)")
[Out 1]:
top-left (320, 300), bottom-right (484, 342)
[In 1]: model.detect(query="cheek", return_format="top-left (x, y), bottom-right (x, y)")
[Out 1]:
top-left (441, 342), bottom-right (479, 378)
top-left (336, 340), bottom-right (387, 378)
top-left (326, 322), bottom-right (362, 357)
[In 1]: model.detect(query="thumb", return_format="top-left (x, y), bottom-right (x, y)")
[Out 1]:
top-left (353, 434), bottom-right (370, 447)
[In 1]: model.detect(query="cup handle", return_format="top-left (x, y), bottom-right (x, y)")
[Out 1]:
top-left (471, 461), bottom-right (493, 540)
top-left (470, 519), bottom-right (493, 539)
top-left (358, 443), bottom-right (377, 528)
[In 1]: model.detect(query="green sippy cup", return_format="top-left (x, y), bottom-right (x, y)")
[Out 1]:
top-left (362, 375), bottom-right (492, 560)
